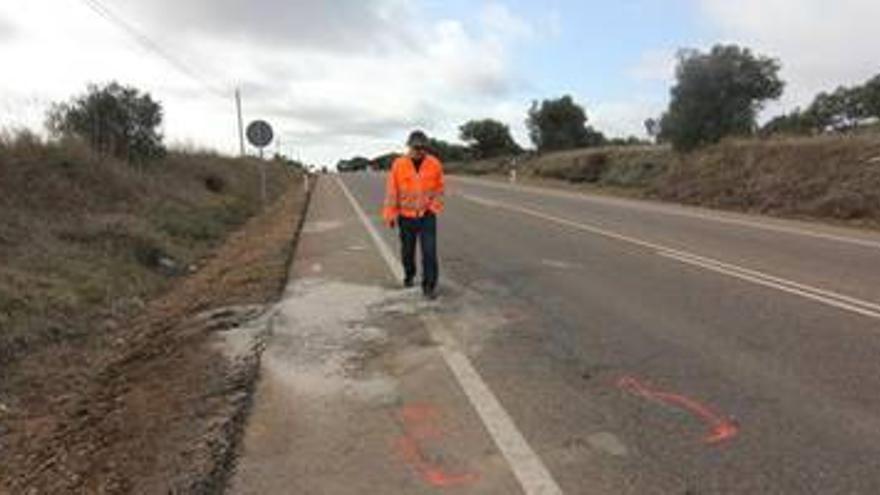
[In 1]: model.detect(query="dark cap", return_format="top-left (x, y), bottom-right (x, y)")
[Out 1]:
top-left (407, 130), bottom-right (429, 148)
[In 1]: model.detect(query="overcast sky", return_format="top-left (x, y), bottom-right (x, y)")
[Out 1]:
top-left (1, 0), bottom-right (879, 165)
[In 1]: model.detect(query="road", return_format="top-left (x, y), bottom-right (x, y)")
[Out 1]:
top-left (233, 173), bottom-right (880, 494)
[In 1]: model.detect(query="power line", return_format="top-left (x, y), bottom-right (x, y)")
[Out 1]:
top-left (75, 0), bottom-right (298, 157)
top-left (77, 0), bottom-right (230, 99)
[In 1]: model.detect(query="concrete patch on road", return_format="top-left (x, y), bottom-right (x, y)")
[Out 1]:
top-left (541, 259), bottom-right (581, 270)
top-left (561, 432), bottom-right (629, 459)
top-left (301, 220), bottom-right (344, 234)
top-left (587, 432), bottom-right (629, 457)
top-left (231, 274), bottom-right (518, 493)
top-left (267, 278), bottom-right (404, 404)
top-left (258, 275), bottom-right (453, 406)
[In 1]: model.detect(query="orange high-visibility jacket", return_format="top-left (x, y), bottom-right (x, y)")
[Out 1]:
top-left (383, 154), bottom-right (445, 223)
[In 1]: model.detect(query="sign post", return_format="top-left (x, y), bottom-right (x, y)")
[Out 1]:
top-left (246, 120), bottom-right (274, 208)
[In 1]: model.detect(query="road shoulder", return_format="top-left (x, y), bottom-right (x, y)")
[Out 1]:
top-left (228, 176), bottom-right (521, 494)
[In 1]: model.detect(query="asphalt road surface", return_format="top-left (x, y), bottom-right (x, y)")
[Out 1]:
top-left (327, 172), bottom-right (880, 494)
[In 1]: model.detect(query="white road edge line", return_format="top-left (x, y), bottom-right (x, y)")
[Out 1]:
top-left (335, 176), bottom-right (565, 495)
top-left (452, 175), bottom-right (880, 250)
top-left (458, 192), bottom-right (880, 322)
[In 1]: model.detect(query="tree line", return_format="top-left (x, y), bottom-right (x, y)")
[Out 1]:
top-left (39, 82), bottom-right (309, 172)
top-left (761, 75), bottom-right (880, 136)
top-left (47, 82), bottom-right (167, 162)
top-left (41, 46), bottom-right (880, 171)
top-left (342, 42), bottom-right (880, 170)
top-left (648, 44), bottom-right (880, 151)
top-left (338, 94), bottom-right (651, 171)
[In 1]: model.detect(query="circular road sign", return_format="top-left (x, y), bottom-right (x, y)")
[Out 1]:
top-left (246, 120), bottom-right (274, 148)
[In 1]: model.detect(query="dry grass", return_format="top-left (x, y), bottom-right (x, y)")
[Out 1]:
top-left (0, 131), bottom-right (296, 363)
top-left (0, 179), bottom-right (310, 493)
top-left (447, 145), bottom-right (674, 187)
top-left (652, 134), bottom-right (880, 225)
top-left (0, 130), bottom-right (311, 492)
top-left (449, 133), bottom-right (880, 228)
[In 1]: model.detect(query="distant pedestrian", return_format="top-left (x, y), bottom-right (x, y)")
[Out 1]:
top-left (382, 130), bottom-right (445, 299)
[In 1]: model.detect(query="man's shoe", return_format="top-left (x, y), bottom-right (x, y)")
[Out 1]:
top-left (423, 286), bottom-right (437, 300)
top-left (404, 278), bottom-right (415, 288)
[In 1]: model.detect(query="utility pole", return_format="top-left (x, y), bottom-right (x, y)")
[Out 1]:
top-left (259, 149), bottom-right (267, 209)
top-left (235, 88), bottom-right (245, 157)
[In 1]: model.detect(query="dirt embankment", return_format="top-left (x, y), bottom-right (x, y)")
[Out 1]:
top-left (449, 133), bottom-right (880, 228)
top-left (0, 134), bottom-right (312, 493)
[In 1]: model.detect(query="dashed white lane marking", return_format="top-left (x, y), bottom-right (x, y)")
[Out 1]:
top-left (452, 176), bottom-right (880, 250)
top-left (458, 192), bottom-right (880, 322)
top-left (336, 176), bottom-right (565, 495)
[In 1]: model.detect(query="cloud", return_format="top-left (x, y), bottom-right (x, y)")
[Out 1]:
top-left (0, 15), bottom-right (14, 41)
top-left (205, 2), bottom-right (538, 162)
top-left (115, 0), bottom-right (414, 53)
top-left (254, 99), bottom-right (432, 139)
top-left (591, 97), bottom-right (667, 138)
top-left (629, 48), bottom-right (677, 84)
top-left (481, 2), bottom-right (535, 40)
top-left (0, 0), bottom-right (539, 164)
top-left (697, 0), bottom-right (880, 110)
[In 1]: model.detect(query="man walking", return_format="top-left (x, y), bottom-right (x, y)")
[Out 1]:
top-left (383, 130), bottom-right (445, 299)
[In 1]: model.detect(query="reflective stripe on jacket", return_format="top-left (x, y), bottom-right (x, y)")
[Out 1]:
top-left (383, 154), bottom-right (445, 222)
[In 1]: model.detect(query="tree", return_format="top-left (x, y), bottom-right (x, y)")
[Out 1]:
top-left (862, 75), bottom-right (880, 120)
top-left (761, 72), bottom-right (880, 138)
top-left (761, 109), bottom-right (815, 136)
top-left (370, 153), bottom-right (400, 171)
top-left (791, 75), bottom-right (880, 134)
top-left (644, 118), bottom-right (660, 142)
top-left (336, 156), bottom-right (371, 172)
top-left (658, 45), bottom-right (784, 151)
top-left (47, 82), bottom-right (166, 162)
top-left (428, 138), bottom-right (471, 163)
top-left (804, 87), bottom-right (864, 132)
top-left (805, 91), bottom-right (842, 131)
top-left (459, 119), bottom-right (521, 159)
top-left (273, 153), bottom-right (306, 171)
top-left (526, 95), bottom-right (606, 151)
top-left (811, 86), bottom-right (866, 131)
top-left (582, 126), bottom-right (608, 148)
top-left (608, 136), bottom-right (650, 146)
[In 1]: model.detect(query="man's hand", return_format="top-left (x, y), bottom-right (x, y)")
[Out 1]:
top-left (388, 218), bottom-right (397, 229)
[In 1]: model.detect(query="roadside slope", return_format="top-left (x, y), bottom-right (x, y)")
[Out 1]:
top-left (0, 135), bottom-right (311, 493)
top-left (0, 135), bottom-right (294, 361)
top-left (447, 133), bottom-right (880, 229)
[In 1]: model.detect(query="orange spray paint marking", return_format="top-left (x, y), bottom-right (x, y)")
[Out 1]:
top-left (617, 376), bottom-right (739, 445)
top-left (394, 403), bottom-right (480, 487)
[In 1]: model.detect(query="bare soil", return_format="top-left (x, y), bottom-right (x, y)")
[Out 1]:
top-left (0, 176), bottom-right (311, 493)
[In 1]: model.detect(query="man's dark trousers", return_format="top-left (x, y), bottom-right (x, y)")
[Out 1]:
top-left (398, 213), bottom-right (438, 291)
